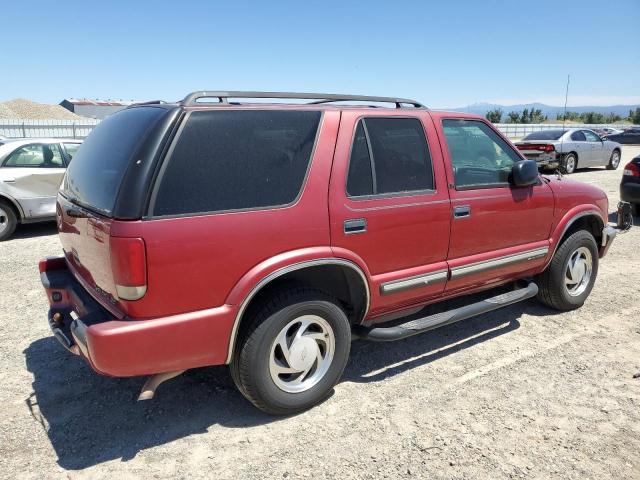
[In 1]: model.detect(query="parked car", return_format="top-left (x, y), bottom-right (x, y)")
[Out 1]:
top-left (621, 154), bottom-right (640, 215)
top-left (599, 127), bottom-right (624, 136)
top-left (605, 127), bottom-right (640, 144)
top-left (0, 138), bottom-right (82, 240)
top-left (514, 129), bottom-right (621, 174)
top-left (39, 91), bottom-right (626, 415)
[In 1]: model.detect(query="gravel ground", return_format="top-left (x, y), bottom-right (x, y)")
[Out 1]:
top-left (1, 147), bottom-right (639, 480)
top-left (0, 99), bottom-right (84, 120)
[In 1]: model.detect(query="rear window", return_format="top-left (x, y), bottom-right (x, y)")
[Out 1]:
top-left (62, 107), bottom-right (167, 215)
top-left (152, 110), bottom-right (321, 216)
top-left (522, 130), bottom-right (565, 141)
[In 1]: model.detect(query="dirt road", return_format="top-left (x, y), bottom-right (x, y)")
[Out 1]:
top-left (1, 147), bottom-right (639, 479)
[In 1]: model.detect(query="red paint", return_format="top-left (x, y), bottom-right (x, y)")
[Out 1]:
top-left (41, 104), bottom-right (612, 377)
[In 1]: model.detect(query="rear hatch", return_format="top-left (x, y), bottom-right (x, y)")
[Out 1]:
top-left (57, 106), bottom-right (179, 317)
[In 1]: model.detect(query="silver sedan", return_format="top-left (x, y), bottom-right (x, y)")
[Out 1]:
top-left (0, 138), bottom-right (81, 240)
top-left (514, 128), bottom-right (621, 174)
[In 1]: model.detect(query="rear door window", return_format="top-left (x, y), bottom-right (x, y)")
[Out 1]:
top-left (152, 110), bottom-right (321, 216)
top-left (62, 143), bottom-right (81, 161)
top-left (346, 117), bottom-right (434, 197)
top-left (62, 107), bottom-right (168, 216)
top-left (3, 143), bottom-right (64, 168)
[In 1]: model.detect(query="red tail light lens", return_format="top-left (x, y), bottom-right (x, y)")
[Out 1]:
top-left (110, 237), bottom-right (147, 300)
top-left (623, 162), bottom-right (640, 177)
top-left (517, 144), bottom-right (555, 152)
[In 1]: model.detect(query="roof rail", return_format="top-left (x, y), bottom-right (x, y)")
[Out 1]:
top-left (180, 91), bottom-right (425, 109)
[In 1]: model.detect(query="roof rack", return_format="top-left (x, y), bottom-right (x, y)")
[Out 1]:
top-left (180, 91), bottom-right (425, 109)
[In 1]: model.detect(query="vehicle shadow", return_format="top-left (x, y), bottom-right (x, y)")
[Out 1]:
top-left (13, 221), bottom-right (58, 239)
top-left (24, 292), bottom-right (558, 470)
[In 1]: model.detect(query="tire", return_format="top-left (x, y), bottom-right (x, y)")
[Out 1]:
top-left (632, 203), bottom-right (640, 217)
top-left (536, 230), bottom-right (599, 311)
top-left (560, 153), bottom-right (577, 174)
top-left (606, 149), bottom-right (621, 170)
top-left (230, 288), bottom-right (351, 415)
top-left (0, 200), bottom-right (18, 241)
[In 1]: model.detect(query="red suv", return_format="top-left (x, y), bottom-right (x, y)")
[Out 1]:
top-left (40, 91), bottom-right (622, 415)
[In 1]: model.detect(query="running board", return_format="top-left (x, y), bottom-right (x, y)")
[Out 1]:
top-left (354, 282), bottom-right (538, 342)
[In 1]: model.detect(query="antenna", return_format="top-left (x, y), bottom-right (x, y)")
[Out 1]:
top-left (562, 74), bottom-right (570, 132)
top-left (558, 74), bottom-right (570, 179)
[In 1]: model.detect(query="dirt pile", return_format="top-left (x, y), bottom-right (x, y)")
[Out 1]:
top-left (0, 99), bottom-right (84, 120)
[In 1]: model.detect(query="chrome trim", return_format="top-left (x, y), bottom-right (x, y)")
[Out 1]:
top-left (451, 247), bottom-right (549, 279)
top-left (380, 269), bottom-right (448, 295)
top-left (225, 258), bottom-right (371, 364)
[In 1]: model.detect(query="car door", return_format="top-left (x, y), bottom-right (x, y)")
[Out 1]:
top-left (437, 117), bottom-right (554, 294)
top-left (329, 111), bottom-right (451, 318)
top-left (583, 130), bottom-right (603, 166)
top-left (569, 130), bottom-right (589, 164)
top-left (1, 143), bottom-right (66, 218)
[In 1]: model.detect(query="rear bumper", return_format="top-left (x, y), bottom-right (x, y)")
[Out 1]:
top-left (40, 257), bottom-right (236, 377)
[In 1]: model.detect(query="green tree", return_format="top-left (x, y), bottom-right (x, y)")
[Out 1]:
top-left (629, 108), bottom-right (640, 124)
top-left (506, 111), bottom-right (520, 123)
top-left (485, 108), bottom-right (503, 123)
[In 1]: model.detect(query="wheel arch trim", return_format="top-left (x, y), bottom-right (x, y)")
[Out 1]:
top-left (544, 209), bottom-right (605, 269)
top-left (225, 257), bottom-right (371, 364)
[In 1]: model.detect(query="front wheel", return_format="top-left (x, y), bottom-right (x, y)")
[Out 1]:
top-left (536, 230), bottom-right (599, 311)
top-left (607, 149), bottom-right (621, 170)
top-left (231, 288), bottom-right (351, 415)
top-left (0, 201), bottom-right (18, 241)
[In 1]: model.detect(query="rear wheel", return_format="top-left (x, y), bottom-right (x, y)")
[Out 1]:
top-left (607, 149), bottom-right (621, 170)
top-left (536, 230), bottom-right (599, 311)
top-left (231, 288), bottom-right (351, 415)
top-left (0, 201), bottom-right (18, 241)
top-left (560, 153), bottom-right (577, 174)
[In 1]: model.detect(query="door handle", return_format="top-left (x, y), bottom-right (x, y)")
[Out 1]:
top-left (453, 205), bottom-right (471, 218)
top-left (344, 218), bottom-right (367, 235)
top-left (2, 178), bottom-right (15, 183)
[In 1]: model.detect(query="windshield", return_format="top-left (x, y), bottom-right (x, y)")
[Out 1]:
top-left (61, 107), bottom-right (166, 216)
top-left (522, 130), bottom-right (565, 141)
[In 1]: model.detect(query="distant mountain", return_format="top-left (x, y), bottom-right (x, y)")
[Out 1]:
top-left (449, 102), bottom-right (640, 119)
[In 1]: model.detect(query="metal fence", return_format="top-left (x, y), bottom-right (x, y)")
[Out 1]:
top-left (0, 118), bottom-right (100, 139)
top-left (0, 118), bottom-right (633, 141)
top-left (494, 123), bottom-right (629, 139)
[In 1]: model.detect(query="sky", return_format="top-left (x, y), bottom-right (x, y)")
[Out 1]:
top-left (2, 0), bottom-right (639, 108)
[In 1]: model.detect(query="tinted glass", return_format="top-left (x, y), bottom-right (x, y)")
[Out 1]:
top-left (570, 131), bottom-right (586, 141)
top-left (154, 110), bottom-right (321, 216)
top-left (365, 118), bottom-right (433, 194)
top-left (522, 130), bottom-right (565, 140)
top-left (4, 143), bottom-right (63, 167)
top-left (346, 122), bottom-right (374, 196)
top-left (443, 119), bottom-right (522, 188)
top-left (62, 107), bottom-right (167, 215)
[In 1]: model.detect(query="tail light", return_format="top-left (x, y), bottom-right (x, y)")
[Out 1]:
top-left (623, 162), bottom-right (640, 177)
top-left (517, 144), bottom-right (555, 152)
top-left (110, 237), bottom-right (147, 301)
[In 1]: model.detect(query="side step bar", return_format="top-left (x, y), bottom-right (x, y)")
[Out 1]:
top-left (354, 282), bottom-right (538, 342)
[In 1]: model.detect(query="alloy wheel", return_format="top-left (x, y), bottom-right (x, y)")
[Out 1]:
top-left (564, 246), bottom-right (593, 297)
top-left (269, 315), bottom-right (335, 393)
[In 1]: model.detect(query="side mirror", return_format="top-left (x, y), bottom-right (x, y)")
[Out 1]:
top-left (511, 159), bottom-right (539, 187)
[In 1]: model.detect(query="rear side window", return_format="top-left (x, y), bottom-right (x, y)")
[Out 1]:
top-left (153, 110), bottom-right (321, 216)
top-left (4, 143), bottom-right (64, 168)
top-left (346, 117), bottom-right (433, 197)
top-left (570, 131), bottom-right (586, 141)
top-left (62, 107), bottom-right (167, 215)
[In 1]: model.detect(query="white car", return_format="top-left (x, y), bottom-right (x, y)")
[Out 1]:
top-left (0, 138), bottom-right (82, 240)
top-left (515, 129), bottom-right (622, 174)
